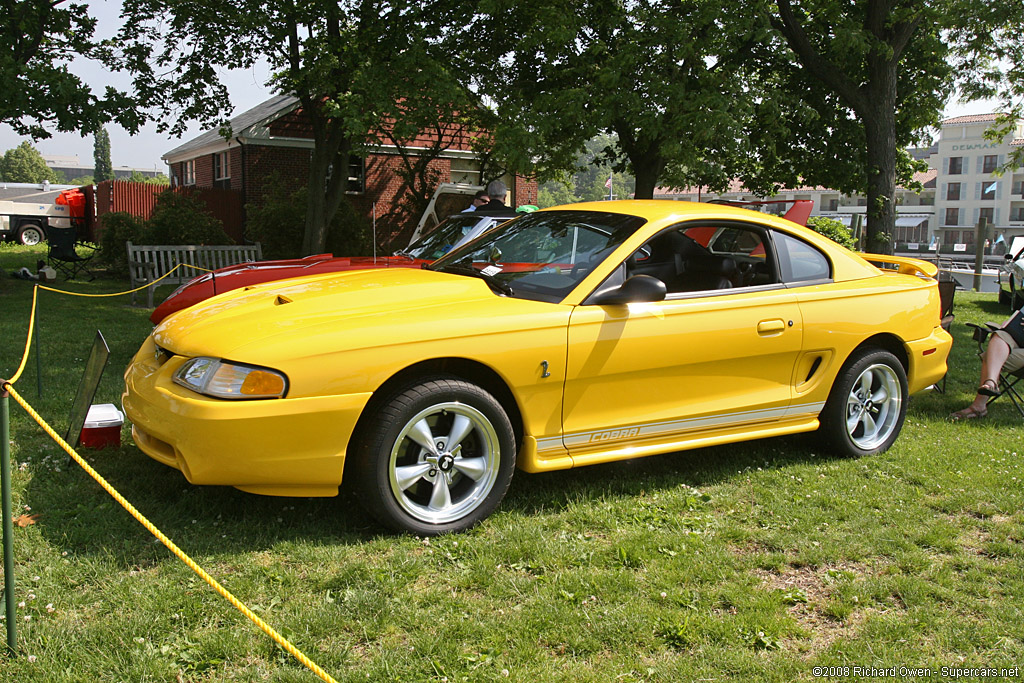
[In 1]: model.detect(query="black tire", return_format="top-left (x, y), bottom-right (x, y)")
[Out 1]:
top-left (353, 378), bottom-right (516, 535)
top-left (1013, 290), bottom-right (1023, 312)
top-left (998, 284), bottom-right (1011, 307)
top-left (819, 349), bottom-right (908, 458)
top-left (17, 223), bottom-right (44, 246)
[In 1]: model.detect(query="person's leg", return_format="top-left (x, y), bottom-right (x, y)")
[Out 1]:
top-left (979, 335), bottom-right (1012, 392)
top-left (952, 334), bottom-right (1012, 419)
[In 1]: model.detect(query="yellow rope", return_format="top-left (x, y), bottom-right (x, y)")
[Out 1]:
top-left (38, 263), bottom-right (214, 298)
top-left (8, 286), bottom-right (38, 385)
top-left (8, 264), bottom-right (212, 383)
top-left (2, 383), bottom-right (338, 683)
top-left (3, 268), bottom-right (337, 681)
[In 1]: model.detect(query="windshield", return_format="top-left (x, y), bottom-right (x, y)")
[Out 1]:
top-left (401, 214), bottom-right (514, 261)
top-left (428, 210), bottom-right (645, 302)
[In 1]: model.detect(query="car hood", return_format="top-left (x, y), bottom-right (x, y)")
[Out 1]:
top-left (152, 267), bottom-right (547, 362)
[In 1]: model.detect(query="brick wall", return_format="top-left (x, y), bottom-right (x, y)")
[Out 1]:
top-left (194, 154), bottom-right (214, 187)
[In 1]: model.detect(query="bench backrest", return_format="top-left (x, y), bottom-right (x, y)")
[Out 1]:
top-left (126, 242), bottom-right (263, 307)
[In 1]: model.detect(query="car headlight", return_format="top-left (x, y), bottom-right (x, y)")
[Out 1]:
top-left (173, 357), bottom-right (288, 399)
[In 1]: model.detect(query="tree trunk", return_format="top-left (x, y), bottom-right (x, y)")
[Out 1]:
top-left (301, 114), bottom-right (351, 256)
top-left (862, 61), bottom-right (898, 255)
top-left (632, 158), bottom-right (665, 200)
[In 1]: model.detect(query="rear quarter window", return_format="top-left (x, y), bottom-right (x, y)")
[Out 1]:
top-left (774, 231), bottom-right (832, 284)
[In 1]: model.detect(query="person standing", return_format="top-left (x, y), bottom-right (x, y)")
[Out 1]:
top-left (462, 190), bottom-right (490, 212)
top-left (474, 180), bottom-right (511, 212)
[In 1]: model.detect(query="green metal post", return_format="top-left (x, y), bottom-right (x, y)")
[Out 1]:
top-left (0, 387), bottom-right (16, 654)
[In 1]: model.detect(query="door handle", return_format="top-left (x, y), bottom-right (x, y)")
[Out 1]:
top-left (757, 319), bottom-right (786, 335)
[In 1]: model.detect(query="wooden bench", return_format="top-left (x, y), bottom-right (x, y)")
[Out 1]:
top-left (126, 242), bottom-right (263, 308)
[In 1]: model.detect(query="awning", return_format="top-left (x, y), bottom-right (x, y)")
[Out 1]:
top-left (896, 216), bottom-right (929, 227)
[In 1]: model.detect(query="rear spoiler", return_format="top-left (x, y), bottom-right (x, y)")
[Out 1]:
top-left (859, 253), bottom-right (938, 279)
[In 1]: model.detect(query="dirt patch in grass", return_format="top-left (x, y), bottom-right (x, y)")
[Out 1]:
top-left (754, 562), bottom-right (882, 657)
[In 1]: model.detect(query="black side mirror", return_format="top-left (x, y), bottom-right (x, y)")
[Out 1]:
top-left (589, 274), bottom-right (667, 305)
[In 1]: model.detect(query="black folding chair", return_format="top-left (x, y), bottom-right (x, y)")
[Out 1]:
top-left (47, 226), bottom-right (96, 281)
top-left (932, 276), bottom-right (956, 393)
top-left (965, 321), bottom-right (1024, 418)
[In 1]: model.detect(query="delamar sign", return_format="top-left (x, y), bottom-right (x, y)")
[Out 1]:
top-left (950, 142), bottom-right (998, 151)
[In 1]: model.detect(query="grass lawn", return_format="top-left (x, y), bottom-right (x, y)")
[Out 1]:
top-left (0, 243), bottom-right (1021, 682)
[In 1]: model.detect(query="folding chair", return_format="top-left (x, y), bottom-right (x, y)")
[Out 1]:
top-left (932, 276), bottom-right (956, 393)
top-left (964, 321), bottom-right (1024, 418)
top-left (47, 226), bottom-right (97, 281)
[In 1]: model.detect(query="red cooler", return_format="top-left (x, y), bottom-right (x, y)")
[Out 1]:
top-left (80, 404), bottom-right (124, 449)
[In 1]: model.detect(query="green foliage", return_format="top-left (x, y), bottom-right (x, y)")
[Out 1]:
top-left (462, 1), bottom-right (771, 198)
top-left (0, 142), bottom-right (58, 183)
top-left (128, 170), bottom-right (147, 183)
top-left (537, 180), bottom-right (577, 209)
top-left (246, 181), bottom-right (371, 260)
top-left (95, 192), bottom-right (231, 275)
top-left (146, 191), bottom-right (231, 246)
top-left (0, 2), bottom-right (144, 138)
top-left (94, 128), bottom-right (113, 182)
top-left (807, 216), bottom-right (856, 250)
top-left (96, 212), bottom-right (147, 277)
top-left (69, 175), bottom-right (95, 186)
top-left (145, 173), bottom-right (171, 186)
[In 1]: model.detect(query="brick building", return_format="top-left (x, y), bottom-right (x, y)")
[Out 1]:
top-left (162, 95), bottom-right (537, 230)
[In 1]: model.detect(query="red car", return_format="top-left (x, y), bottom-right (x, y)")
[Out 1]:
top-left (150, 210), bottom-right (519, 323)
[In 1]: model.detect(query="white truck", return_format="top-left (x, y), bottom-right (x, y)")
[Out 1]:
top-left (0, 195), bottom-right (73, 245)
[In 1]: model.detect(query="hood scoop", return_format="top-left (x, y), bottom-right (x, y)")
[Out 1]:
top-left (274, 295), bottom-right (293, 306)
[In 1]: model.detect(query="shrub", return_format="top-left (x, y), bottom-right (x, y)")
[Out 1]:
top-left (145, 190), bottom-right (232, 246)
top-left (97, 212), bottom-right (147, 277)
top-left (246, 183), bottom-right (373, 260)
top-left (807, 215), bottom-right (856, 250)
top-left (245, 183), bottom-right (306, 259)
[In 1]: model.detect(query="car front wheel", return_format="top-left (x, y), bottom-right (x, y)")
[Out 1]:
top-left (354, 378), bottom-right (516, 535)
top-left (820, 349), bottom-right (907, 458)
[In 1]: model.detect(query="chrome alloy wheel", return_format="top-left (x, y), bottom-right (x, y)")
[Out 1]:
top-left (845, 362), bottom-right (902, 450)
top-left (388, 401), bottom-right (501, 524)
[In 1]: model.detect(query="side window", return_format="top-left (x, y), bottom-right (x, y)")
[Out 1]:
top-left (773, 231), bottom-right (831, 284)
top-left (626, 222), bottom-right (777, 295)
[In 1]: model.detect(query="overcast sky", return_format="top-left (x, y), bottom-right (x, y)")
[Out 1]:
top-left (0, 3), bottom-right (1001, 172)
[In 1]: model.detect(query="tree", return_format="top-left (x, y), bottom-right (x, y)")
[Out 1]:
top-left (768, 0), bottom-right (1024, 252)
top-left (94, 128), bottom-right (113, 182)
top-left (68, 175), bottom-right (95, 186)
top-left (462, 0), bottom-right (777, 199)
top-left (0, 142), bottom-right (58, 183)
top-left (119, 0), bottom-right (478, 255)
top-left (0, 0), bottom-right (143, 138)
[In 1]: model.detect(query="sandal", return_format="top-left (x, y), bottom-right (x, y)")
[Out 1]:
top-left (951, 405), bottom-right (988, 420)
top-left (978, 379), bottom-right (1000, 397)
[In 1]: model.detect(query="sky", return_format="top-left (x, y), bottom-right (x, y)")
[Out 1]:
top-left (0, 3), bottom-right (1004, 172)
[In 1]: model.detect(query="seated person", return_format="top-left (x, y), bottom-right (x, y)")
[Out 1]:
top-left (951, 310), bottom-right (1024, 420)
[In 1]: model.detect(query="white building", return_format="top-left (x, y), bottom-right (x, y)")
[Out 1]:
top-left (654, 113), bottom-right (1024, 254)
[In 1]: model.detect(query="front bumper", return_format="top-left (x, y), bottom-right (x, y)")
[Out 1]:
top-left (122, 336), bottom-right (372, 497)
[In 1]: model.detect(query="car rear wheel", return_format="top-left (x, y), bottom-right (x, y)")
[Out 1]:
top-left (17, 224), bottom-right (44, 246)
top-left (354, 378), bottom-right (516, 535)
top-left (820, 349), bottom-right (907, 458)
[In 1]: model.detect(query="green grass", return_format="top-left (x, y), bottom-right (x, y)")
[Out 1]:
top-left (1, 244), bottom-right (1022, 681)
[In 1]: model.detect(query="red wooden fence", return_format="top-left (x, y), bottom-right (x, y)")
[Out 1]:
top-left (84, 181), bottom-right (246, 243)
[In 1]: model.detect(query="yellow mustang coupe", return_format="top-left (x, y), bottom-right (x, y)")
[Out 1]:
top-left (123, 200), bottom-right (951, 534)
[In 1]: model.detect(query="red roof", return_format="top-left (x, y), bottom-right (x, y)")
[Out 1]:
top-left (942, 113), bottom-right (1002, 125)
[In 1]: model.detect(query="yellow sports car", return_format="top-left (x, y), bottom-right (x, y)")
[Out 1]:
top-left (123, 200), bottom-right (951, 534)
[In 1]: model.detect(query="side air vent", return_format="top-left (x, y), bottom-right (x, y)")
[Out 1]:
top-left (805, 355), bottom-right (822, 383)
top-left (274, 295), bottom-right (292, 306)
